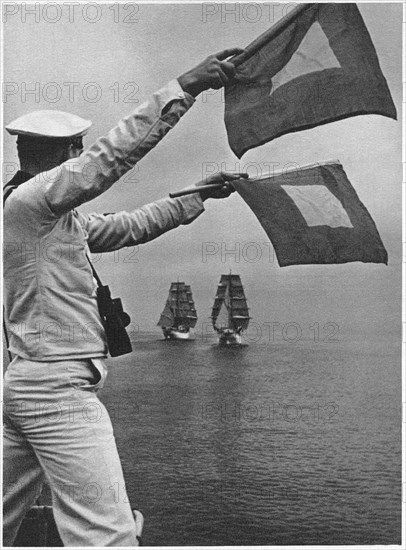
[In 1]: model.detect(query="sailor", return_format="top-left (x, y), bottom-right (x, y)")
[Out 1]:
top-left (3, 49), bottom-right (246, 547)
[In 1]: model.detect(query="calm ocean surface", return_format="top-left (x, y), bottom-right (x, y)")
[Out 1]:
top-left (100, 330), bottom-right (401, 546)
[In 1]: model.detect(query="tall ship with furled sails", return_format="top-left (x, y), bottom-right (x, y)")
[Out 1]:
top-left (158, 282), bottom-right (198, 340)
top-left (211, 274), bottom-right (250, 345)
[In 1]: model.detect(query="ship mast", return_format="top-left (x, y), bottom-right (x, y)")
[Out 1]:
top-left (176, 281), bottom-right (179, 322)
top-left (228, 272), bottom-right (233, 328)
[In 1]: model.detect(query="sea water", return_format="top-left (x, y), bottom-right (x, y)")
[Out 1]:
top-left (100, 330), bottom-right (401, 546)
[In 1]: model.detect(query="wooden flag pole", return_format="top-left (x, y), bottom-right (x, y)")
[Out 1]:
top-left (169, 183), bottom-right (226, 198)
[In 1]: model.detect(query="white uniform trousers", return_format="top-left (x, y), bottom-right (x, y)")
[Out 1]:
top-left (3, 356), bottom-right (138, 547)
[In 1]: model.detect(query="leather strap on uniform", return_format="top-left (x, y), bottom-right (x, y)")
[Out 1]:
top-left (3, 314), bottom-right (13, 363)
top-left (86, 254), bottom-right (103, 287)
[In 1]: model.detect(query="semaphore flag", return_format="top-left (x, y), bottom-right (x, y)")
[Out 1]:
top-left (225, 3), bottom-right (397, 158)
top-left (233, 161), bottom-right (388, 267)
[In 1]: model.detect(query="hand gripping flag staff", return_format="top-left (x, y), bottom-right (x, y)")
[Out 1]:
top-left (224, 3), bottom-right (397, 158)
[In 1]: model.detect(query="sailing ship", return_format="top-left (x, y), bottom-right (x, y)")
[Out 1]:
top-left (158, 282), bottom-right (198, 340)
top-left (211, 274), bottom-right (250, 345)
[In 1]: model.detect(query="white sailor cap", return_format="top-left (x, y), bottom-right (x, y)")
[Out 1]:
top-left (5, 110), bottom-right (92, 138)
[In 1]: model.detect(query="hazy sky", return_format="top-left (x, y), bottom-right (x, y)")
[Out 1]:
top-left (3, 2), bottom-right (402, 342)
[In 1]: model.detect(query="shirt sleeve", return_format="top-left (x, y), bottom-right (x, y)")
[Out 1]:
top-left (38, 80), bottom-right (194, 217)
top-left (78, 193), bottom-right (205, 253)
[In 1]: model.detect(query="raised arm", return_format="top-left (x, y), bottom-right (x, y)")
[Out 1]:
top-left (39, 48), bottom-right (244, 217)
top-left (42, 81), bottom-right (193, 216)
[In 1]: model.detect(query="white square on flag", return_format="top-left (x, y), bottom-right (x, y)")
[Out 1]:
top-left (281, 185), bottom-right (353, 228)
top-left (272, 21), bottom-right (341, 92)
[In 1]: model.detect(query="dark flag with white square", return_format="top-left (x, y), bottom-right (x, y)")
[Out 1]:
top-left (233, 162), bottom-right (388, 267)
top-left (225, 3), bottom-right (397, 158)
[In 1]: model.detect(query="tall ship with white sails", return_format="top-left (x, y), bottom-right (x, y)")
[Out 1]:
top-left (158, 282), bottom-right (197, 340)
top-left (211, 274), bottom-right (250, 345)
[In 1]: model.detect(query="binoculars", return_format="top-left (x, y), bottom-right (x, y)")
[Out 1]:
top-left (96, 285), bottom-right (132, 357)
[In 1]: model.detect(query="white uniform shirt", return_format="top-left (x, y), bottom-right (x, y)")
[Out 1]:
top-left (4, 80), bottom-right (204, 360)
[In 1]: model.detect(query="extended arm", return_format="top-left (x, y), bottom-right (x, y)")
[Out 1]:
top-left (79, 172), bottom-right (248, 252)
top-left (79, 194), bottom-right (205, 253)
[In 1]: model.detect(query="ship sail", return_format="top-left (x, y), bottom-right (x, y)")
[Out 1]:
top-left (211, 274), bottom-right (250, 332)
top-left (184, 285), bottom-right (198, 328)
top-left (158, 282), bottom-right (198, 329)
top-left (215, 282), bottom-right (231, 329)
top-left (157, 301), bottom-right (175, 328)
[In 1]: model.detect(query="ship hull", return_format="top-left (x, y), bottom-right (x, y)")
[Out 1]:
top-left (218, 329), bottom-right (242, 346)
top-left (212, 274), bottom-right (250, 347)
top-left (163, 328), bottom-right (191, 340)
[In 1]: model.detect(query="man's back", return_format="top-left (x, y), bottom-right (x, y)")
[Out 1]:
top-left (4, 178), bottom-right (106, 360)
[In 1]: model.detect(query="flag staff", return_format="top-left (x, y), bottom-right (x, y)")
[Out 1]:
top-left (170, 173), bottom-right (249, 198)
top-left (169, 182), bottom-right (229, 198)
